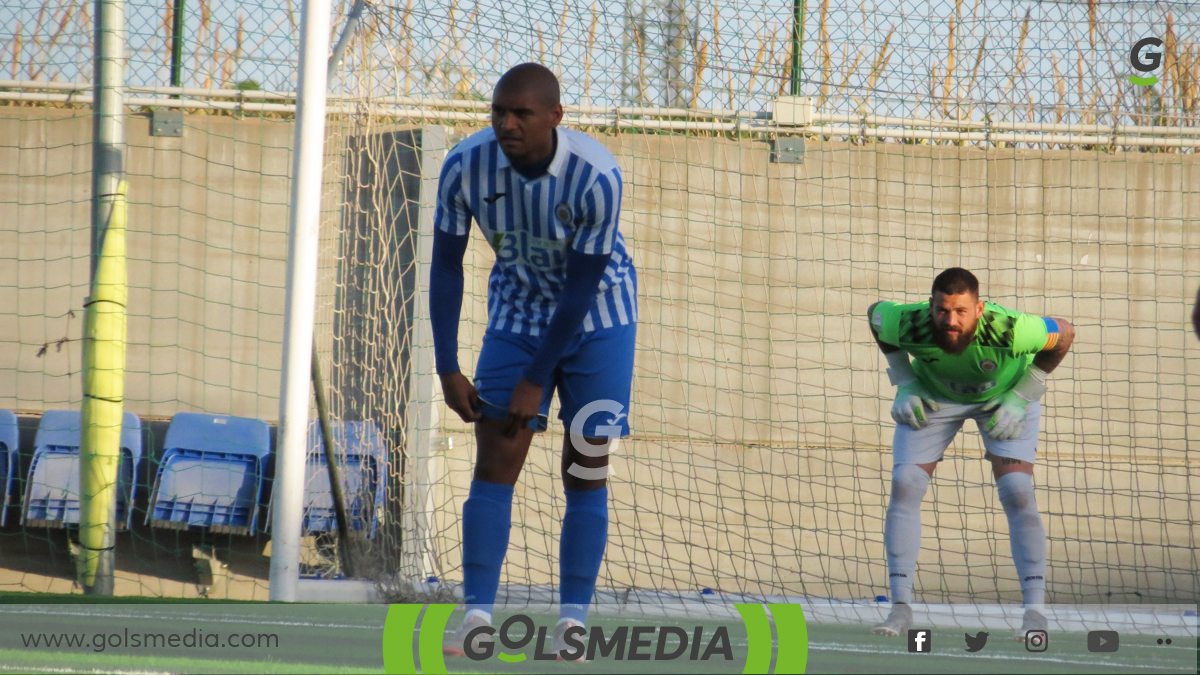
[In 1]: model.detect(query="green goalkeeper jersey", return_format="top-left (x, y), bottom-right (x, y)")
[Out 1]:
top-left (871, 300), bottom-right (1059, 404)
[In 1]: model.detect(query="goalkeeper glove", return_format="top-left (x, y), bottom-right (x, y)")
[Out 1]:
top-left (886, 351), bottom-right (940, 429)
top-left (982, 365), bottom-right (1048, 441)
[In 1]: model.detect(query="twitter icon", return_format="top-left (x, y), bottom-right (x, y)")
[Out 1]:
top-left (964, 631), bottom-right (989, 652)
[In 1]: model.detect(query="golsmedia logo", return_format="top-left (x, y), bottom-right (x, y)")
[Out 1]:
top-left (566, 399), bottom-right (626, 481)
top-left (380, 603), bottom-right (808, 674)
top-left (464, 614), bottom-right (734, 662)
top-left (1130, 37), bottom-right (1164, 86)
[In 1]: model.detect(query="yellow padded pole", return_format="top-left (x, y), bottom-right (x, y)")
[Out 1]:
top-left (78, 179), bottom-right (127, 591)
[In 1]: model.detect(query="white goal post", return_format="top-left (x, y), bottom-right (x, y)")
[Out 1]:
top-left (269, 0), bottom-right (333, 603)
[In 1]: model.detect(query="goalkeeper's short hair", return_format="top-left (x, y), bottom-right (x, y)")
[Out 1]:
top-left (932, 267), bottom-right (979, 298)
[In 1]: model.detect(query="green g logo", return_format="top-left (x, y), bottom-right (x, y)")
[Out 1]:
top-left (1130, 37), bottom-right (1163, 86)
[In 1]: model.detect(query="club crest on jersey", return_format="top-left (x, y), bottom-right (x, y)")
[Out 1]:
top-left (555, 201), bottom-right (573, 226)
top-left (979, 359), bottom-right (998, 372)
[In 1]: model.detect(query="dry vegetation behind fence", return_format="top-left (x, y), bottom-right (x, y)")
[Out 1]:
top-left (3, 0), bottom-right (1199, 130)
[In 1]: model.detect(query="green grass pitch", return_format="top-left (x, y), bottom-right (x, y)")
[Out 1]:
top-left (0, 592), bottom-right (1194, 674)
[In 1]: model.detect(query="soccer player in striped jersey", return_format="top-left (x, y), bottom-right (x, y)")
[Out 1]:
top-left (431, 63), bottom-right (637, 658)
top-left (867, 268), bottom-right (1074, 641)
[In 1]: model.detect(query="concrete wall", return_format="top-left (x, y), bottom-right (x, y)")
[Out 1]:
top-left (435, 132), bottom-right (1200, 604)
top-left (2, 108), bottom-right (1198, 602)
top-left (0, 107), bottom-right (292, 422)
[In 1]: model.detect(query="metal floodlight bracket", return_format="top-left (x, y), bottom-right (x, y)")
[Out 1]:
top-left (151, 109), bottom-right (184, 137)
top-left (772, 136), bottom-right (806, 164)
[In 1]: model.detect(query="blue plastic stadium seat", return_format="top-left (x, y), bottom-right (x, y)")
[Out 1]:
top-left (147, 412), bottom-right (271, 535)
top-left (266, 420), bottom-right (387, 538)
top-left (0, 410), bottom-right (18, 527)
top-left (21, 410), bottom-right (142, 529)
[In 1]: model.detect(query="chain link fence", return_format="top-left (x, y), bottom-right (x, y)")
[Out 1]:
top-left (4, 0), bottom-right (1198, 126)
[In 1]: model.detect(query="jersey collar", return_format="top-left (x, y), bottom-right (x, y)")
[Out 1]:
top-left (495, 128), bottom-right (569, 180)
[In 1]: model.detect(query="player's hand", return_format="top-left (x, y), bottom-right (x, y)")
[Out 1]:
top-left (440, 372), bottom-right (482, 423)
top-left (891, 382), bottom-right (940, 429)
top-left (981, 389), bottom-right (1031, 441)
top-left (503, 378), bottom-right (543, 438)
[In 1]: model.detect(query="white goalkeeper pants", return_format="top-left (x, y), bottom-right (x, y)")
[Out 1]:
top-left (891, 399), bottom-right (1041, 465)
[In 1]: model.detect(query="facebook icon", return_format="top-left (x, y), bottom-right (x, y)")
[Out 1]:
top-left (908, 629), bottom-right (932, 653)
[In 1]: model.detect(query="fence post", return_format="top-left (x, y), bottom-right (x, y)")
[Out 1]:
top-left (790, 0), bottom-right (806, 96)
top-left (82, 0), bottom-right (127, 596)
top-left (170, 0), bottom-right (185, 93)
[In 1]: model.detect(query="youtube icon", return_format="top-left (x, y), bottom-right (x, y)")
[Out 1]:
top-left (1087, 631), bottom-right (1119, 653)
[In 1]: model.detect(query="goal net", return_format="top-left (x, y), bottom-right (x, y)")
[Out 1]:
top-left (1, 0), bottom-right (1198, 605)
top-left (321, 0), bottom-right (1200, 607)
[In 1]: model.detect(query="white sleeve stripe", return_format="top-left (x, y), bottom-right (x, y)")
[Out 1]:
top-left (435, 154), bottom-right (470, 235)
top-left (575, 172), bottom-right (618, 255)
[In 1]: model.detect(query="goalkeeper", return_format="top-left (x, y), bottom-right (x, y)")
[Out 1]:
top-left (867, 268), bottom-right (1074, 641)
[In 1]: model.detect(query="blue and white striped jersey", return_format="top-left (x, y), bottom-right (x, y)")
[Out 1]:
top-left (434, 127), bottom-right (638, 336)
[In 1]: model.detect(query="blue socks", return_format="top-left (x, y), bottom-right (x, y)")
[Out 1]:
top-left (461, 481), bottom-right (608, 625)
top-left (462, 480), bottom-right (514, 619)
top-left (559, 487), bottom-right (609, 624)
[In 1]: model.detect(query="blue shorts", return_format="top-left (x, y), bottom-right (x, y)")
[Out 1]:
top-left (473, 323), bottom-right (635, 437)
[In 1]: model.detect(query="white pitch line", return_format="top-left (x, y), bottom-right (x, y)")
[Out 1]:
top-left (808, 640), bottom-right (1189, 671)
top-left (0, 665), bottom-right (171, 675)
top-left (0, 606), bottom-right (380, 630)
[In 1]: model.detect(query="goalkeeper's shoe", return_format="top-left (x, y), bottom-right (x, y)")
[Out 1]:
top-left (1013, 609), bottom-right (1049, 642)
top-left (552, 619), bottom-right (590, 662)
top-left (871, 602), bottom-right (914, 636)
top-left (443, 613), bottom-right (492, 657)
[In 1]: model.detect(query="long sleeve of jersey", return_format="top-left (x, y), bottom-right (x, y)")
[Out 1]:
top-left (520, 249), bottom-right (611, 388)
top-left (430, 226), bottom-right (470, 375)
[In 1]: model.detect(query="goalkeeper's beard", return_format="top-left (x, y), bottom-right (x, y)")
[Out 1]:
top-left (934, 325), bottom-right (977, 355)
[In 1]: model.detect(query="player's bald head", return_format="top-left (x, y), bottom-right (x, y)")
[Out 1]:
top-left (495, 63), bottom-right (561, 108)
